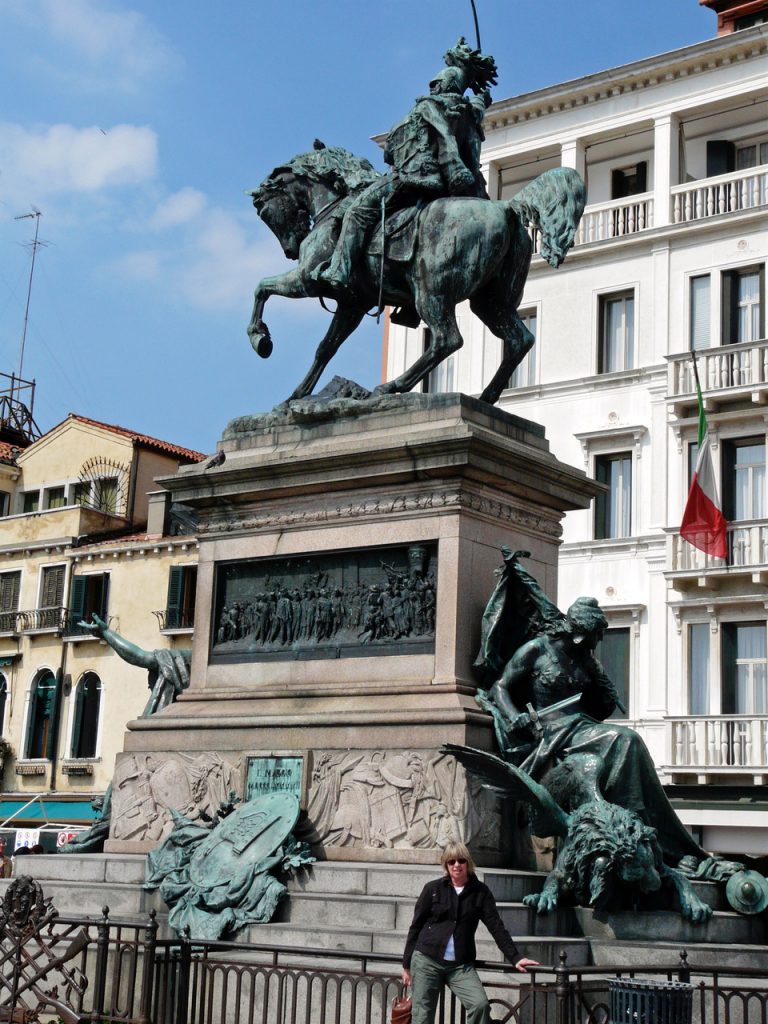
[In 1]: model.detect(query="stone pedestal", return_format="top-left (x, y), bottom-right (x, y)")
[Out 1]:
top-left (104, 394), bottom-right (599, 865)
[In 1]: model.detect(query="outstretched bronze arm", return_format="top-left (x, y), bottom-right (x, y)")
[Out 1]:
top-left (78, 613), bottom-right (157, 671)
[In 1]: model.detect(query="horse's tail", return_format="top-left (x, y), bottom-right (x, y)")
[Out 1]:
top-left (505, 167), bottom-right (587, 269)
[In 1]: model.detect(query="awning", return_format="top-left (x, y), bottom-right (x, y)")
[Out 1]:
top-left (0, 795), bottom-right (100, 827)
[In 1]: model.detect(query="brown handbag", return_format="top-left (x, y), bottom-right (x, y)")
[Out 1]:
top-left (391, 987), bottom-right (412, 1024)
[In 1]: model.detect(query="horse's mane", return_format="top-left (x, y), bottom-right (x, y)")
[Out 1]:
top-left (510, 167), bottom-right (586, 268)
top-left (251, 141), bottom-right (381, 210)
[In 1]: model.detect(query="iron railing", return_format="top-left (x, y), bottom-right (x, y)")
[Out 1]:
top-left (0, 882), bottom-right (766, 1024)
top-left (152, 608), bottom-right (195, 631)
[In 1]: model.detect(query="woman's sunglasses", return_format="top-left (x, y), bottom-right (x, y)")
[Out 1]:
top-left (446, 858), bottom-right (467, 866)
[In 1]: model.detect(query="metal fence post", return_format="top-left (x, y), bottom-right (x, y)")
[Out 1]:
top-left (678, 950), bottom-right (691, 984)
top-left (175, 926), bottom-right (192, 1024)
top-left (92, 905), bottom-right (110, 1021)
top-left (555, 950), bottom-right (571, 1024)
top-left (137, 909), bottom-right (158, 1024)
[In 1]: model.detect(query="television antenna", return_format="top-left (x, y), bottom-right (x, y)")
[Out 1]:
top-left (13, 208), bottom-right (47, 387)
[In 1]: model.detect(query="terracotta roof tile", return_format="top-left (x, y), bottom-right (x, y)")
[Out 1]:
top-left (66, 414), bottom-right (206, 463)
top-left (0, 441), bottom-right (18, 464)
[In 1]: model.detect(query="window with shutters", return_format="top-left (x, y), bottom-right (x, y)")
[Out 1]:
top-left (611, 162), bottom-right (648, 199)
top-left (44, 486), bottom-right (66, 510)
top-left (0, 572), bottom-right (20, 633)
top-left (161, 565), bottom-right (197, 631)
top-left (25, 670), bottom-right (57, 759)
top-left (689, 275), bottom-right (711, 350)
top-left (0, 674), bottom-right (7, 735)
top-left (66, 573), bottom-right (109, 637)
top-left (94, 477), bottom-right (119, 514)
top-left (35, 564), bottom-right (66, 631)
top-left (722, 266), bottom-right (765, 345)
top-left (70, 672), bottom-right (101, 758)
top-left (21, 491), bottom-right (40, 514)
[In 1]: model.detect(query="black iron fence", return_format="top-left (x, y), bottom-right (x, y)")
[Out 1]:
top-left (0, 880), bottom-right (766, 1024)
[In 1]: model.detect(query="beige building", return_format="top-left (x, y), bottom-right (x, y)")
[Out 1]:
top-left (0, 410), bottom-right (203, 848)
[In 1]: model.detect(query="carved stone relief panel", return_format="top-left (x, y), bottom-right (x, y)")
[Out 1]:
top-left (109, 752), bottom-right (244, 843)
top-left (211, 542), bottom-right (437, 663)
top-left (306, 749), bottom-right (502, 852)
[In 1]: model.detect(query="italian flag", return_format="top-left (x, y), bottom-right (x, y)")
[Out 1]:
top-left (680, 371), bottom-right (727, 558)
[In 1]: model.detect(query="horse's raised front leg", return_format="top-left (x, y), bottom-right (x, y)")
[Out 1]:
top-left (374, 296), bottom-right (463, 396)
top-left (288, 303), bottom-right (367, 401)
top-left (247, 268), bottom-right (309, 359)
top-left (471, 290), bottom-right (535, 406)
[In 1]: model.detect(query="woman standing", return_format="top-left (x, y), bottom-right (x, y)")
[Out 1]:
top-left (402, 842), bottom-right (538, 1024)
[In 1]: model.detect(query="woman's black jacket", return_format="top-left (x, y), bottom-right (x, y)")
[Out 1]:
top-left (402, 874), bottom-right (520, 968)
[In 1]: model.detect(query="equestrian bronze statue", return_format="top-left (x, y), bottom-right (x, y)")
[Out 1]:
top-left (246, 39), bottom-right (586, 406)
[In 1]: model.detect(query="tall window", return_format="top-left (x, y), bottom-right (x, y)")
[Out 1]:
top-left (0, 674), bottom-right (7, 735)
top-left (722, 622), bottom-right (767, 714)
top-left (611, 162), bottom-right (647, 199)
top-left (422, 329), bottom-right (457, 394)
top-left (596, 627), bottom-right (630, 718)
top-left (722, 267), bottom-right (764, 345)
top-left (70, 673), bottom-right (101, 759)
top-left (599, 292), bottom-right (635, 373)
top-left (736, 140), bottom-right (768, 168)
top-left (723, 439), bottom-right (765, 521)
top-left (594, 453), bottom-right (632, 539)
top-left (0, 571), bottom-right (21, 633)
top-left (165, 566), bottom-right (197, 629)
top-left (25, 670), bottom-right (57, 758)
top-left (690, 276), bottom-right (711, 350)
top-left (67, 574), bottom-right (109, 635)
top-left (38, 565), bottom-right (66, 630)
top-left (689, 623), bottom-right (710, 715)
top-left (508, 310), bottom-right (537, 389)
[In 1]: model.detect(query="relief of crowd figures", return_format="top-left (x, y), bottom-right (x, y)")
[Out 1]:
top-left (307, 749), bottom-right (501, 852)
top-left (213, 544), bottom-right (437, 654)
top-left (109, 751), bottom-right (243, 844)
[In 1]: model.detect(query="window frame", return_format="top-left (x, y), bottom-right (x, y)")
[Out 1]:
top-left (164, 564), bottom-right (197, 632)
top-left (722, 264), bottom-right (765, 346)
top-left (507, 307), bottom-right (539, 390)
top-left (593, 451), bottom-right (633, 540)
top-left (67, 571), bottom-right (110, 637)
top-left (597, 288), bottom-right (637, 374)
top-left (68, 671), bottom-right (103, 760)
top-left (23, 668), bottom-right (58, 760)
top-left (689, 273), bottom-right (712, 351)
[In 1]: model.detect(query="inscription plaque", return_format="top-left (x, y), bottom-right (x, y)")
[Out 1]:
top-left (211, 542), bottom-right (437, 662)
top-left (246, 756), bottom-right (304, 803)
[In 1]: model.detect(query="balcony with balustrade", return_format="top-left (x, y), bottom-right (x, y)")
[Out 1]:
top-left (668, 339), bottom-right (768, 416)
top-left (667, 520), bottom-right (768, 590)
top-left (665, 714), bottom-right (768, 784)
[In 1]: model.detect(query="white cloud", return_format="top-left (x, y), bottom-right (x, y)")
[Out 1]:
top-left (150, 188), bottom-right (207, 230)
top-left (115, 207), bottom-right (285, 313)
top-left (5, 0), bottom-right (182, 93)
top-left (0, 123), bottom-right (158, 201)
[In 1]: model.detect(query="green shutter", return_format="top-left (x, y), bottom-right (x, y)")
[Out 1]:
top-left (45, 673), bottom-right (60, 760)
top-left (71, 678), bottom-right (85, 757)
top-left (98, 574), bottom-right (110, 619)
top-left (722, 271), bottom-right (737, 345)
top-left (70, 576), bottom-right (87, 625)
top-left (166, 567), bottom-right (184, 628)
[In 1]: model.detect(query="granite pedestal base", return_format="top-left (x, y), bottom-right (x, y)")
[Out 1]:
top-left (104, 393), bottom-right (599, 865)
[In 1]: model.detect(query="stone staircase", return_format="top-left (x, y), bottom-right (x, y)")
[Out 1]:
top-left (7, 856), bottom-right (767, 973)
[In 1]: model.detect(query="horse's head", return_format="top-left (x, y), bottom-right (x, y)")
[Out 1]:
top-left (249, 172), bottom-right (311, 261)
top-left (512, 167), bottom-right (587, 270)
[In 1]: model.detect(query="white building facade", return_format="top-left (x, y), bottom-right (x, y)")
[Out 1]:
top-left (384, 11), bottom-right (768, 856)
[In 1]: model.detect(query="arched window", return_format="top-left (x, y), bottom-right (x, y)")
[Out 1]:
top-left (0, 674), bottom-right (7, 735)
top-left (71, 673), bottom-right (101, 759)
top-left (25, 671), bottom-right (57, 759)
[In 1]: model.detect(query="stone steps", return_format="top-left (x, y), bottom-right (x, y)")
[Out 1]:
top-left (7, 855), bottom-right (766, 973)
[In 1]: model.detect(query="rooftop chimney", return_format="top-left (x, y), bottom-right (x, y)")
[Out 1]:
top-left (700, 0), bottom-right (768, 34)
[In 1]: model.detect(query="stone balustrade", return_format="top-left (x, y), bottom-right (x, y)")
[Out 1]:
top-left (667, 715), bottom-right (768, 776)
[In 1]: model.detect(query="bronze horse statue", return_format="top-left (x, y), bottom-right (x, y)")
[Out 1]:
top-left (247, 145), bottom-right (585, 406)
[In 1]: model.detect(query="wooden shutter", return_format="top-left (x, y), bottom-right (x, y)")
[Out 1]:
top-left (0, 572), bottom-right (20, 613)
top-left (635, 161), bottom-right (648, 194)
top-left (721, 271), bottom-right (737, 345)
top-left (71, 679), bottom-right (86, 758)
top-left (97, 574), bottom-right (110, 619)
top-left (41, 565), bottom-right (65, 607)
top-left (166, 566), bottom-right (184, 628)
top-left (69, 576), bottom-right (87, 625)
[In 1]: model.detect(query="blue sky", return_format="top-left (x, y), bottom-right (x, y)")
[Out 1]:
top-left (0, 0), bottom-right (714, 454)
